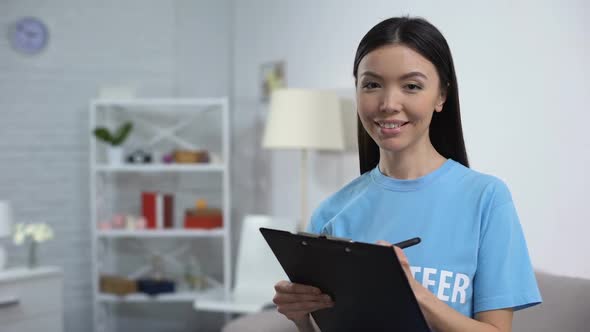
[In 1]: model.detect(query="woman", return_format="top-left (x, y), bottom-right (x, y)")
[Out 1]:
top-left (273, 16), bottom-right (542, 331)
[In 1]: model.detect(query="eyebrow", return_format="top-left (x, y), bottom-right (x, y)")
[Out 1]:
top-left (360, 70), bottom-right (428, 81)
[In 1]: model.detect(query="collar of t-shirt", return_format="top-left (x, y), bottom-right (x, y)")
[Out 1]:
top-left (370, 158), bottom-right (455, 191)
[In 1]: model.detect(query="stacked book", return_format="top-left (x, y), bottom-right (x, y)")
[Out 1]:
top-left (141, 192), bottom-right (174, 229)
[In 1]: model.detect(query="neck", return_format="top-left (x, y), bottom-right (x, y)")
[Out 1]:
top-left (378, 137), bottom-right (446, 180)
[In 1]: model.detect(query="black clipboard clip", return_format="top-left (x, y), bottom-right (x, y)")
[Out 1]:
top-left (298, 232), bottom-right (421, 250)
top-left (297, 232), bottom-right (354, 243)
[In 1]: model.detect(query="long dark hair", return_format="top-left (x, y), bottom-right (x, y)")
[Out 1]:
top-left (353, 16), bottom-right (469, 174)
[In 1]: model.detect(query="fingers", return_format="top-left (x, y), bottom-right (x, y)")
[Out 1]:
top-left (275, 280), bottom-right (321, 295)
top-left (277, 300), bottom-right (334, 313)
top-left (274, 281), bottom-right (333, 306)
top-left (376, 240), bottom-right (392, 246)
top-left (274, 292), bottom-right (332, 304)
top-left (274, 281), bottom-right (335, 322)
top-left (376, 241), bottom-right (410, 269)
top-left (393, 246), bottom-right (410, 267)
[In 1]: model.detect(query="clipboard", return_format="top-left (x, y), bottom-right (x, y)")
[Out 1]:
top-left (260, 227), bottom-right (430, 332)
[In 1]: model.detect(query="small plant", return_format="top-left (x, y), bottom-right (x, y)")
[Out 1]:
top-left (93, 122), bottom-right (133, 146)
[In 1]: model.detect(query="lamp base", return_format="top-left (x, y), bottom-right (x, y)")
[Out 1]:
top-left (0, 245), bottom-right (6, 270)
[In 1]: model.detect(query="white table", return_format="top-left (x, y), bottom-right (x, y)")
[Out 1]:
top-left (0, 266), bottom-right (63, 332)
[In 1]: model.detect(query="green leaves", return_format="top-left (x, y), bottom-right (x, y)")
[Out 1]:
top-left (93, 122), bottom-right (133, 146)
top-left (93, 128), bottom-right (114, 143)
top-left (111, 122), bottom-right (133, 145)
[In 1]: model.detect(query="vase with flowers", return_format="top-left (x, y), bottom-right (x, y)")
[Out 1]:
top-left (13, 222), bottom-right (54, 268)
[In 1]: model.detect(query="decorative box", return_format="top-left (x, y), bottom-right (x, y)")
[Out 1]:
top-left (99, 275), bottom-right (137, 296)
top-left (173, 150), bottom-right (210, 163)
top-left (184, 208), bottom-right (223, 229)
top-left (136, 278), bottom-right (176, 296)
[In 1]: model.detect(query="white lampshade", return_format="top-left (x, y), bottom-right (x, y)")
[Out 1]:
top-left (263, 89), bottom-right (345, 151)
top-left (0, 201), bottom-right (13, 238)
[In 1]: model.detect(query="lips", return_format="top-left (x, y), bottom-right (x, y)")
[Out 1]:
top-left (376, 120), bottom-right (409, 129)
top-left (373, 120), bottom-right (410, 137)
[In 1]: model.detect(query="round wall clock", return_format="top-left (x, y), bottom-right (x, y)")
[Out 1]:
top-left (9, 17), bottom-right (49, 55)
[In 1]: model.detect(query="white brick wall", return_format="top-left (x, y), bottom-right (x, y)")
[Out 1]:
top-left (0, 1), bottom-right (231, 331)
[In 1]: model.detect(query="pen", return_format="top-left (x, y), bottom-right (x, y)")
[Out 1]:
top-left (393, 237), bottom-right (421, 249)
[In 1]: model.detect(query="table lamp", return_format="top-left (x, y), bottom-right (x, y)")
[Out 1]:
top-left (263, 89), bottom-right (345, 231)
top-left (0, 201), bottom-right (14, 270)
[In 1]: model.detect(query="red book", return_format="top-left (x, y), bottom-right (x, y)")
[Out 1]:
top-left (156, 194), bottom-right (163, 229)
top-left (141, 192), bottom-right (157, 229)
top-left (163, 194), bottom-right (174, 228)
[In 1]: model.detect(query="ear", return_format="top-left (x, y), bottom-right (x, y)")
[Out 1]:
top-left (435, 84), bottom-right (449, 113)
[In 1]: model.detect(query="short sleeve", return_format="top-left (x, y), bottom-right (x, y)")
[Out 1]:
top-left (473, 194), bottom-right (542, 313)
top-left (306, 207), bottom-right (326, 234)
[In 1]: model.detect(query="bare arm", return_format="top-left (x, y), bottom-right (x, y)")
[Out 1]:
top-left (294, 285), bottom-right (512, 332)
top-left (386, 243), bottom-right (514, 332)
top-left (293, 315), bottom-right (321, 332)
top-left (282, 243), bottom-right (514, 332)
top-left (416, 285), bottom-right (513, 332)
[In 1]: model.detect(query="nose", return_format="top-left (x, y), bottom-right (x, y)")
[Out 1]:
top-left (379, 88), bottom-right (402, 114)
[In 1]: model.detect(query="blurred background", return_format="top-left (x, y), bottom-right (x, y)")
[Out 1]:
top-left (0, 0), bottom-right (588, 331)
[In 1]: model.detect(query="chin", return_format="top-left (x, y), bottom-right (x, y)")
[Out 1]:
top-left (375, 140), bottom-right (409, 153)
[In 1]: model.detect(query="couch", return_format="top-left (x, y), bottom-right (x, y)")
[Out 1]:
top-left (222, 271), bottom-right (590, 332)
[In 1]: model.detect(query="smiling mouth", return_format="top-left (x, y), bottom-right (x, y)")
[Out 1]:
top-left (376, 121), bottom-right (409, 129)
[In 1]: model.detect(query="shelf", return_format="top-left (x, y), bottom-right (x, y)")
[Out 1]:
top-left (90, 97), bottom-right (232, 324)
top-left (99, 278), bottom-right (224, 303)
top-left (94, 163), bottom-right (226, 173)
top-left (0, 266), bottom-right (62, 283)
top-left (98, 289), bottom-right (215, 303)
top-left (97, 229), bottom-right (224, 238)
top-left (194, 286), bottom-right (273, 314)
top-left (91, 98), bottom-right (227, 108)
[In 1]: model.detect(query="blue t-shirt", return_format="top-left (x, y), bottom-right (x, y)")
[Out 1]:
top-left (307, 159), bottom-right (542, 317)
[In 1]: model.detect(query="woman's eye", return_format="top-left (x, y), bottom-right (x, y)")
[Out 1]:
top-left (405, 83), bottom-right (423, 91)
top-left (362, 82), bottom-right (381, 90)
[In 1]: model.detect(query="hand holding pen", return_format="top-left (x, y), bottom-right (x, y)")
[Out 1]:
top-left (377, 237), bottom-right (422, 293)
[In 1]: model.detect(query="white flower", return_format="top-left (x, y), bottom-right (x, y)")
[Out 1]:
top-left (12, 222), bottom-right (54, 244)
top-left (13, 224), bottom-right (25, 245)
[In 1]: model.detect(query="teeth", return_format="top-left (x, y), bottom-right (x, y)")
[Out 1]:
top-left (379, 122), bottom-right (402, 129)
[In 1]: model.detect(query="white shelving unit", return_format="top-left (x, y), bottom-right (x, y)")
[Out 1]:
top-left (96, 276), bottom-right (223, 303)
top-left (89, 98), bottom-right (231, 332)
top-left (94, 164), bottom-right (226, 173)
top-left (97, 229), bottom-right (225, 238)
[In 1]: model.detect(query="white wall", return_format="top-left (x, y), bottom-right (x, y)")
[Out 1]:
top-left (233, 0), bottom-right (590, 278)
top-left (0, 1), bottom-right (231, 331)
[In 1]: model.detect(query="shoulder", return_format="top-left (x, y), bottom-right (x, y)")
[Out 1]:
top-left (449, 161), bottom-right (514, 208)
top-left (308, 170), bottom-right (374, 233)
